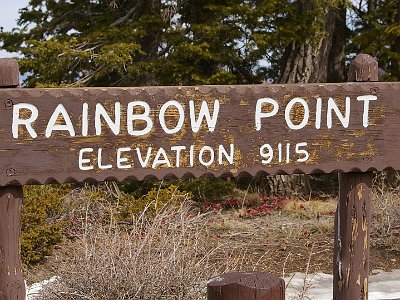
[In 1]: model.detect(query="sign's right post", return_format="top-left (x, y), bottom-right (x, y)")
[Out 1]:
top-left (333, 54), bottom-right (378, 300)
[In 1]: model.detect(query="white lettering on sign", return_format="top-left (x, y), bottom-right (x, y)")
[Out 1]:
top-left (255, 98), bottom-right (279, 131)
top-left (10, 94), bottom-right (379, 172)
top-left (82, 103), bottom-right (89, 136)
top-left (98, 148), bottom-right (112, 169)
top-left (260, 142), bottom-right (309, 165)
top-left (79, 148), bottom-right (94, 170)
top-left (46, 104), bottom-right (75, 138)
top-left (285, 98), bottom-right (309, 130)
top-left (95, 102), bottom-right (121, 136)
top-left (12, 103), bottom-right (38, 138)
top-left (189, 145), bottom-right (195, 167)
top-left (127, 101), bottom-right (153, 136)
top-left (78, 143), bottom-right (235, 170)
top-left (315, 98), bottom-right (322, 129)
top-left (136, 147), bottom-right (152, 167)
top-left (171, 145), bottom-right (186, 167)
top-left (218, 144), bottom-right (234, 165)
top-left (296, 142), bottom-right (309, 162)
top-left (199, 146), bottom-right (214, 166)
top-left (159, 100), bottom-right (185, 134)
top-left (152, 147), bottom-right (172, 168)
top-left (327, 97), bottom-right (350, 129)
top-left (12, 95), bottom-right (377, 139)
top-left (117, 147), bottom-right (131, 169)
top-left (190, 100), bottom-right (220, 132)
top-left (357, 95), bottom-right (377, 127)
top-left (254, 95), bottom-right (377, 131)
top-left (260, 143), bottom-right (273, 164)
top-left (11, 100), bottom-right (221, 138)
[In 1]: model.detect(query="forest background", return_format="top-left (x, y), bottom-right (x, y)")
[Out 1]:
top-left (1, 0), bottom-right (399, 87)
top-left (1, 1), bottom-right (400, 298)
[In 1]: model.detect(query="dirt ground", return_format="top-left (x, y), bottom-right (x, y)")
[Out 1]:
top-left (204, 210), bottom-right (400, 276)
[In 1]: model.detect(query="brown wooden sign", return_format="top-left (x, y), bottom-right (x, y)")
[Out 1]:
top-left (0, 55), bottom-right (389, 300)
top-left (0, 82), bottom-right (395, 185)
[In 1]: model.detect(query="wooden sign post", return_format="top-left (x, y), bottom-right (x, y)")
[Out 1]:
top-left (333, 54), bottom-right (378, 300)
top-left (0, 54), bottom-right (393, 300)
top-left (0, 59), bottom-right (26, 300)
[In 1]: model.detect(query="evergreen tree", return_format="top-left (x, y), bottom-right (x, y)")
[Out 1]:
top-left (1, 0), bottom-right (344, 88)
top-left (350, 0), bottom-right (400, 80)
top-left (1, 0), bottom-right (168, 86)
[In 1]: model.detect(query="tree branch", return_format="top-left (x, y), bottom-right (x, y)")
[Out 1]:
top-left (111, 3), bottom-right (140, 27)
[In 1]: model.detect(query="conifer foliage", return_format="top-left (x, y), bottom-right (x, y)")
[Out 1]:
top-left (0, 0), bottom-right (352, 87)
top-left (350, 0), bottom-right (400, 81)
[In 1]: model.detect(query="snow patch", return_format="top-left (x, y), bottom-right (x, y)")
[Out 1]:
top-left (285, 269), bottom-right (400, 300)
top-left (26, 276), bottom-right (59, 300)
top-left (25, 270), bottom-right (400, 300)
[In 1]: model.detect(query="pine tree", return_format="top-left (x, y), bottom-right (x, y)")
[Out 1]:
top-left (1, 0), bottom-right (168, 86)
top-left (350, 0), bottom-right (400, 80)
top-left (1, 0), bottom-right (341, 88)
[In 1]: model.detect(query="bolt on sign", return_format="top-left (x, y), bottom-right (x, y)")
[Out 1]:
top-left (0, 82), bottom-right (393, 185)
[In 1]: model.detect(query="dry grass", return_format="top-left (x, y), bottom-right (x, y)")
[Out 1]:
top-left (282, 199), bottom-right (337, 219)
top-left (36, 185), bottom-right (248, 300)
top-left (371, 172), bottom-right (400, 252)
top-left (29, 175), bottom-right (400, 299)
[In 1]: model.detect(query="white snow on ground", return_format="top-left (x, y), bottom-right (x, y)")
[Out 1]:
top-left (26, 270), bottom-right (400, 300)
top-left (285, 269), bottom-right (400, 300)
top-left (26, 276), bottom-right (59, 300)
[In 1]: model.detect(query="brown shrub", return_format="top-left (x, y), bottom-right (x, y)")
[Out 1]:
top-left (37, 185), bottom-right (246, 300)
top-left (371, 172), bottom-right (400, 252)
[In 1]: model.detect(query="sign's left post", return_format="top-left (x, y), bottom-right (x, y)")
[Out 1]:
top-left (0, 58), bottom-right (26, 300)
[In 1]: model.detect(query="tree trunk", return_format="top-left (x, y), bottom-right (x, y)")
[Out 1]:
top-left (328, 2), bottom-right (346, 83)
top-left (390, 0), bottom-right (400, 80)
top-left (113, 0), bottom-right (162, 86)
top-left (142, 0), bottom-right (162, 60)
top-left (367, 0), bottom-right (376, 13)
top-left (279, 1), bottom-right (346, 84)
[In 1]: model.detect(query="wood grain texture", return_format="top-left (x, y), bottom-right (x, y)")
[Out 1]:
top-left (0, 59), bottom-right (19, 88)
top-left (0, 82), bottom-right (395, 185)
top-left (333, 53), bottom-right (376, 300)
top-left (333, 172), bottom-right (372, 300)
top-left (0, 187), bottom-right (25, 300)
top-left (0, 58), bottom-right (26, 300)
top-left (348, 54), bottom-right (379, 82)
top-left (207, 272), bottom-right (285, 300)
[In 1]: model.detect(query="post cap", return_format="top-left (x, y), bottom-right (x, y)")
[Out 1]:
top-left (349, 54), bottom-right (378, 82)
top-left (0, 58), bottom-right (20, 87)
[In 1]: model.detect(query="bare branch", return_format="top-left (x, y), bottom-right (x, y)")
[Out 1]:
top-left (111, 4), bottom-right (140, 27)
top-left (69, 65), bottom-right (104, 87)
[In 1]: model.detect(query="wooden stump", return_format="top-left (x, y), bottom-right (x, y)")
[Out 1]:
top-left (207, 271), bottom-right (285, 300)
top-left (0, 58), bottom-right (26, 300)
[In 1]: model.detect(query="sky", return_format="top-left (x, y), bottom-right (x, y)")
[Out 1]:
top-left (0, 0), bottom-right (30, 58)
